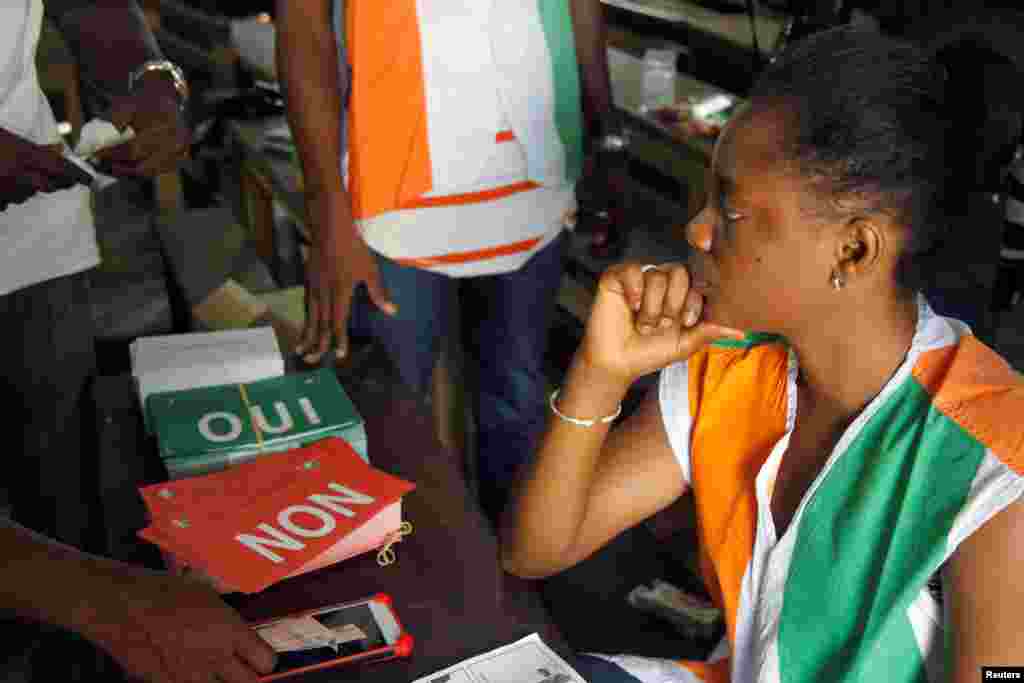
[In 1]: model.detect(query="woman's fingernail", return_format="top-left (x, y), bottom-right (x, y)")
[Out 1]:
top-left (659, 317), bottom-right (673, 329)
top-left (335, 346), bottom-right (347, 359)
top-left (638, 323), bottom-right (653, 335)
top-left (685, 310), bottom-right (698, 326)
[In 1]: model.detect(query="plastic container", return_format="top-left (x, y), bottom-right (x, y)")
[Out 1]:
top-left (641, 48), bottom-right (678, 112)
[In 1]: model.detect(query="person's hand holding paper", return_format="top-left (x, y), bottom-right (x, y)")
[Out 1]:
top-left (92, 74), bottom-right (190, 178)
top-left (0, 127), bottom-right (93, 210)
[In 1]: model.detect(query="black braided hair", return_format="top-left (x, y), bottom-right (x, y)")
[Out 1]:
top-left (749, 25), bottom-right (962, 292)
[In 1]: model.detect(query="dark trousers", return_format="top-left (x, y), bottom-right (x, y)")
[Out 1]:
top-left (0, 269), bottom-right (98, 549)
top-left (350, 234), bottom-right (567, 521)
top-left (0, 269), bottom-right (104, 682)
top-left (568, 655), bottom-right (645, 682)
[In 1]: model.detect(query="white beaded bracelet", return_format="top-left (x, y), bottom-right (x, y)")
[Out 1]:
top-left (549, 388), bottom-right (622, 427)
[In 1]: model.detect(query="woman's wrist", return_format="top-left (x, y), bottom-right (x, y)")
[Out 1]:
top-left (556, 354), bottom-right (633, 422)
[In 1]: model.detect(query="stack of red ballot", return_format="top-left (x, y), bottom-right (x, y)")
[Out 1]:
top-left (138, 437), bottom-right (416, 594)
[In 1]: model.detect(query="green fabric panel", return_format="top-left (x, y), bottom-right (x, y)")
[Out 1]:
top-left (537, 0), bottom-right (584, 182)
top-left (711, 331), bottom-right (787, 349)
top-left (777, 377), bottom-right (984, 683)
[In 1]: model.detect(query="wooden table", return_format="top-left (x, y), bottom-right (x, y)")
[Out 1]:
top-left (93, 343), bottom-right (567, 683)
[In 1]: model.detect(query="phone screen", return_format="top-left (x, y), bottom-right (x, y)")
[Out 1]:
top-left (255, 601), bottom-right (390, 674)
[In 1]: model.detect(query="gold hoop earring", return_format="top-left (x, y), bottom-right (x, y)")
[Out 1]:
top-left (830, 271), bottom-right (845, 291)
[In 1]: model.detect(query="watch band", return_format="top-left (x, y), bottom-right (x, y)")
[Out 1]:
top-left (129, 60), bottom-right (190, 109)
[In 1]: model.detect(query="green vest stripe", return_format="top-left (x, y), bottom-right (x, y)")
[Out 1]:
top-left (778, 377), bottom-right (984, 683)
top-left (536, 0), bottom-right (584, 183)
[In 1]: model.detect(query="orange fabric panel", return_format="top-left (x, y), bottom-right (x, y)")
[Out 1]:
top-left (686, 343), bottom-right (790, 646)
top-left (347, 1), bottom-right (433, 220)
top-left (912, 336), bottom-right (1024, 474)
top-left (679, 657), bottom-right (731, 683)
top-left (394, 236), bottom-right (543, 268)
top-left (400, 181), bottom-right (539, 210)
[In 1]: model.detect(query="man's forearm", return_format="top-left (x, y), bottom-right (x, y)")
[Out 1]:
top-left (0, 519), bottom-right (123, 632)
top-left (570, 0), bottom-right (615, 136)
top-left (276, 0), bottom-right (349, 224)
top-left (46, 0), bottom-right (170, 102)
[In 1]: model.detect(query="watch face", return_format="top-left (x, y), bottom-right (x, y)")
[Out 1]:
top-left (601, 133), bottom-right (628, 152)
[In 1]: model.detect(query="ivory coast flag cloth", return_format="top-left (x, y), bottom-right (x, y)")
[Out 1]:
top-left (589, 297), bottom-right (1024, 683)
top-left (138, 438), bottom-right (415, 594)
top-left (345, 0), bottom-right (583, 276)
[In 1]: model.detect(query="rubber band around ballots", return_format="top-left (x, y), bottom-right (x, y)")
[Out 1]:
top-left (377, 522), bottom-right (414, 567)
top-left (237, 383), bottom-right (264, 449)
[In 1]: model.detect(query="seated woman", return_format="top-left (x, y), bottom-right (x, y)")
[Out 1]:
top-left (502, 25), bottom-right (1024, 683)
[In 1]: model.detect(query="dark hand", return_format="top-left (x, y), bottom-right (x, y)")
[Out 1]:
top-left (0, 128), bottom-right (92, 210)
top-left (296, 191), bottom-right (397, 364)
top-left (78, 566), bottom-right (276, 683)
top-left (94, 75), bottom-right (190, 178)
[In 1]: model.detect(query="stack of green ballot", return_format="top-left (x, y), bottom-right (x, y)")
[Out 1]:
top-left (146, 369), bottom-right (367, 479)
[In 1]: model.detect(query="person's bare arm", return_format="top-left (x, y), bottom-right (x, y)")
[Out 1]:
top-left (45, 0), bottom-right (164, 97)
top-left (46, 0), bottom-right (189, 177)
top-left (501, 262), bottom-right (743, 579)
top-left (501, 372), bottom-right (689, 579)
top-left (945, 497), bottom-right (1024, 681)
top-left (275, 0), bottom-right (345, 210)
top-left (0, 518), bottom-right (276, 682)
top-left (569, 0), bottom-right (615, 136)
top-left (276, 0), bottom-right (395, 363)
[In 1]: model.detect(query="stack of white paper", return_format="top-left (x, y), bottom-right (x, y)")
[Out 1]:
top-left (130, 327), bottom-right (285, 429)
top-left (413, 634), bottom-right (585, 683)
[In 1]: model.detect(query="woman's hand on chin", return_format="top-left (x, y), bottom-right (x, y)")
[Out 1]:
top-left (580, 261), bottom-right (745, 383)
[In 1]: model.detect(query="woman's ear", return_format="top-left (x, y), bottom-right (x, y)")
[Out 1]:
top-left (834, 216), bottom-right (885, 284)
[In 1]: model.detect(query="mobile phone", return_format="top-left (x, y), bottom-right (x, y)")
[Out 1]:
top-left (252, 593), bottom-right (413, 681)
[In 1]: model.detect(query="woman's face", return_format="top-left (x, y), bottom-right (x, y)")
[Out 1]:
top-left (684, 105), bottom-right (841, 336)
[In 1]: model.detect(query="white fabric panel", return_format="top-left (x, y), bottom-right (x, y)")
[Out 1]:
top-left (946, 450), bottom-right (1024, 556)
top-left (658, 360), bottom-right (692, 485)
top-left (488, 1), bottom-right (566, 184)
top-left (415, 0), bottom-right (504, 194)
top-left (906, 589), bottom-right (944, 683)
top-left (358, 184), bottom-right (572, 277)
top-left (0, 0), bottom-right (97, 295)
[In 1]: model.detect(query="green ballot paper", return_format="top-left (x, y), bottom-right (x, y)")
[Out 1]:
top-left (146, 369), bottom-right (368, 479)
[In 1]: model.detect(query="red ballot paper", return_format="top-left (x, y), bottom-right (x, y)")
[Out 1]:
top-left (138, 438), bottom-right (416, 594)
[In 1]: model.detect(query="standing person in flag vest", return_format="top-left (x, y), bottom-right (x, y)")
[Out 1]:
top-left (504, 26), bottom-right (1024, 683)
top-left (277, 0), bottom-right (620, 521)
top-left (0, 2), bottom-right (277, 682)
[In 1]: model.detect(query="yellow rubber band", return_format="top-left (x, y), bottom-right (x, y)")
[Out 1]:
top-left (376, 521), bottom-right (414, 567)
top-left (238, 383), bottom-right (264, 449)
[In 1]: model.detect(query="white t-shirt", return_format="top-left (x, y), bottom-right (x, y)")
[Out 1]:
top-left (0, 0), bottom-right (98, 297)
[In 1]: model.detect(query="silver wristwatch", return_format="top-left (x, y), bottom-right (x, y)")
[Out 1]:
top-left (128, 60), bottom-right (190, 109)
top-left (598, 130), bottom-right (630, 153)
